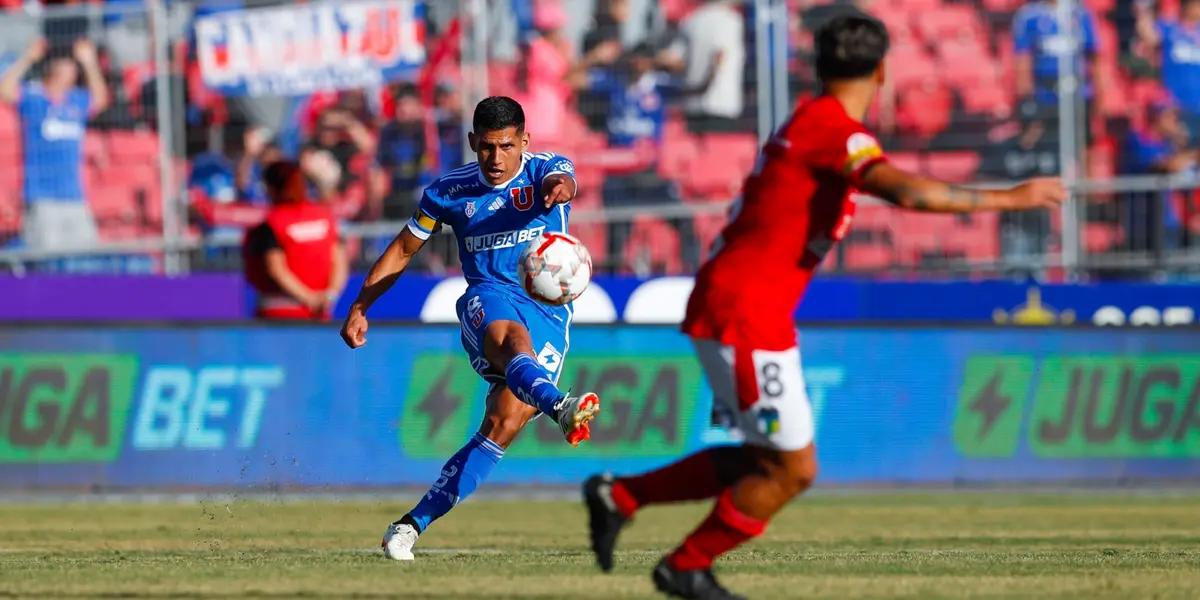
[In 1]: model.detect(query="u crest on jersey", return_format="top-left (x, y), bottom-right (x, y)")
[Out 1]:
top-left (465, 201), bottom-right (476, 218)
top-left (510, 185), bottom-right (536, 211)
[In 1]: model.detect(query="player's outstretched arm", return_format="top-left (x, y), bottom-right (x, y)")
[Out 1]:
top-left (340, 228), bottom-right (426, 348)
top-left (858, 162), bottom-right (1067, 213)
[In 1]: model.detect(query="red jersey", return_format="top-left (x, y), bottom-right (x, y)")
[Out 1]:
top-left (243, 202), bottom-right (338, 321)
top-left (682, 96), bottom-right (886, 349)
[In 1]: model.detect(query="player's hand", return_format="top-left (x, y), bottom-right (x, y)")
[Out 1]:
top-left (1008, 177), bottom-right (1067, 210)
top-left (300, 290), bottom-right (328, 313)
top-left (340, 306), bottom-right (369, 349)
top-left (244, 126), bottom-right (269, 157)
top-left (25, 38), bottom-right (47, 62)
top-left (589, 40), bottom-right (622, 65)
top-left (72, 39), bottom-right (98, 66)
top-left (543, 176), bottom-right (575, 208)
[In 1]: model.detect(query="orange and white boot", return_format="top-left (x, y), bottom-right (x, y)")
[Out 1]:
top-left (554, 393), bottom-right (601, 447)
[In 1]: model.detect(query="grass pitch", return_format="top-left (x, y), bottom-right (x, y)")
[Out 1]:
top-left (1, 492), bottom-right (1199, 599)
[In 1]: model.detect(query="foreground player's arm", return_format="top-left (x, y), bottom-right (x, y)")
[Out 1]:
top-left (340, 227), bottom-right (426, 348)
top-left (350, 227), bottom-right (426, 315)
top-left (858, 162), bottom-right (1066, 213)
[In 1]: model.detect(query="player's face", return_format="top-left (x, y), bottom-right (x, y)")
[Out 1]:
top-left (47, 58), bottom-right (77, 89)
top-left (469, 126), bottom-right (529, 185)
top-left (1185, 0), bottom-right (1200, 21)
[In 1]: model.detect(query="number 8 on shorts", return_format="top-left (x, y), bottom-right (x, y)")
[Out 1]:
top-left (692, 340), bottom-right (815, 451)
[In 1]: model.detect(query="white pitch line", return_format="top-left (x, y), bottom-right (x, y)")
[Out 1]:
top-left (328, 548), bottom-right (507, 555)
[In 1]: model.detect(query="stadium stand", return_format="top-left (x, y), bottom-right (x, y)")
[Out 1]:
top-left (0, 0), bottom-right (1187, 277)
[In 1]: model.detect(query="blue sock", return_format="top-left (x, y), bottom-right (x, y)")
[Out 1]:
top-left (505, 354), bottom-right (566, 416)
top-left (407, 432), bottom-right (504, 532)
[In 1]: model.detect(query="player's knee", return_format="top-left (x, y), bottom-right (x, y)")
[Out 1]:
top-left (483, 320), bottom-right (533, 366)
top-left (786, 452), bottom-right (819, 495)
top-left (760, 446), bottom-right (818, 498)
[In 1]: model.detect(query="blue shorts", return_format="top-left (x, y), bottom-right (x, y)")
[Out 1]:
top-left (456, 285), bottom-right (571, 385)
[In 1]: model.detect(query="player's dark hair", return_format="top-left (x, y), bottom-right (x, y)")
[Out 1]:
top-left (473, 96), bottom-right (525, 134)
top-left (815, 15), bottom-right (890, 82)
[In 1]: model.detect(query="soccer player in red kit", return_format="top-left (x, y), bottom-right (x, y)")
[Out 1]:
top-left (582, 15), bottom-right (1067, 600)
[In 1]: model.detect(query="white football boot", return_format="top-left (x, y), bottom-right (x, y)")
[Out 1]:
top-left (381, 521), bottom-right (419, 561)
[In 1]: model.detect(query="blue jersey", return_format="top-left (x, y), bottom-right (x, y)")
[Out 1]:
top-left (1012, 1), bottom-right (1097, 103)
top-left (408, 150), bottom-right (576, 293)
top-left (1159, 20), bottom-right (1200, 111)
top-left (1125, 130), bottom-right (1188, 227)
top-left (590, 70), bottom-right (671, 147)
top-left (19, 83), bottom-right (90, 203)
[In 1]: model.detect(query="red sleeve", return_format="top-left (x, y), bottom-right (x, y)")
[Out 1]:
top-left (806, 125), bottom-right (887, 188)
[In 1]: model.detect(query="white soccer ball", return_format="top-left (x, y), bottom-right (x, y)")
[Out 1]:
top-left (517, 231), bottom-right (593, 306)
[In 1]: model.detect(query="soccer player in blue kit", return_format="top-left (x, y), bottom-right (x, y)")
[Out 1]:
top-left (339, 96), bottom-right (601, 560)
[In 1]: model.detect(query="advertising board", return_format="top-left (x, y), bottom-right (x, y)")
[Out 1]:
top-left (2, 326), bottom-right (1199, 488)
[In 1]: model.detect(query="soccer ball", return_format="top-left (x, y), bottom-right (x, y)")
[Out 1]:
top-left (517, 232), bottom-right (592, 306)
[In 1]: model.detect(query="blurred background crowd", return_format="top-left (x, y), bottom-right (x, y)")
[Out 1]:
top-left (0, 0), bottom-right (1196, 281)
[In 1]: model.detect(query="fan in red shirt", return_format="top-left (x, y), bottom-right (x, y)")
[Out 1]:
top-left (243, 161), bottom-right (348, 321)
top-left (582, 15), bottom-right (1067, 600)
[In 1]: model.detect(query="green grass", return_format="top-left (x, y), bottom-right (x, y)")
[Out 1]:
top-left (2, 493), bottom-right (1200, 598)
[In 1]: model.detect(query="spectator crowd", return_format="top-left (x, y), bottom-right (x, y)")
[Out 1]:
top-left (0, 0), bottom-right (1197, 280)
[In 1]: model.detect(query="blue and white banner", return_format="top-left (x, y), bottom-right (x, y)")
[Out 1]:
top-left (195, 0), bottom-right (426, 97)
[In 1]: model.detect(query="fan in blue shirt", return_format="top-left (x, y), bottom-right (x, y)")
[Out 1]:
top-left (1136, 0), bottom-right (1200, 139)
top-left (1013, 0), bottom-right (1101, 108)
top-left (571, 42), bottom-right (701, 271)
top-left (340, 97), bottom-right (602, 560)
top-left (1124, 100), bottom-right (1196, 251)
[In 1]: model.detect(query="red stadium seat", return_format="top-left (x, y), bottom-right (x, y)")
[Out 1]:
top-left (685, 147), bottom-right (745, 200)
top-left (926, 151), bottom-right (981, 182)
top-left (982, 0), bottom-right (1024, 13)
top-left (661, 118), bottom-right (699, 181)
top-left (888, 46), bottom-right (938, 90)
top-left (693, 214), bottom-right (727, 257)
top-left (84, 133), bottom-right (107, 165)
top-left (107, 131), bottom-right (159, 165)
top-left (701, 133), bottom-right (758, 177)
top-left (0, 157), bottom-right (20, 197)
top-left (887, 152), bottom-right (921, 174)
top-left (570, 222), bottom-right (607, 269)
top-left (961, 82), bottom-right (1013, 118)
top-left (0, 103), bottom-right (18, 140)
top-left (936, 39), bottom-right (996, 90)
top-left (891, 211), bottom-right (946, 264)
top-left (843, 243), bottom-right (896, 270)
top-left (917, 7), bottom-right (985, 42)
top-left (1085, 222), bottom-right (1122, 253)
top-left (948, 212), bottom-right (1000, 262)
top-left (0, 190), bottom-right (20, 236)
top-left (624, 217), bottom-right (683, 275)
top-left (896, 79), bottom-right (952, 138)
top-left (88, 185), bottom-right (137, 220)
top-left (893, 0), bottom-right (944, 14)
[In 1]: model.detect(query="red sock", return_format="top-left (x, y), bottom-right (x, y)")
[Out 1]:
top-left (667, 488), bottom-right (766, 571)
top-left (610, 449), bottom-right (724, 518)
